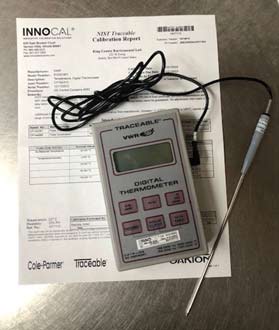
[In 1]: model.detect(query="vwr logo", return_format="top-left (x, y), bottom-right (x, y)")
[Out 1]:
top-left (74, 258), bottom-right (107, 268)
top-left (23, 27), bottom-right (72, 37)
top-left (123, 128), bottom-right (154, 140)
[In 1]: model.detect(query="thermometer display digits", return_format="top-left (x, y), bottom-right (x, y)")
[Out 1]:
top-left (92, 109), bottom-right (207, 271)
top-left (113, 141), bottom-right (174, 173)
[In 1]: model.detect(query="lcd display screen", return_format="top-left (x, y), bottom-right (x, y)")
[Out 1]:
top-left (113, 141), bottom-right (174, 173)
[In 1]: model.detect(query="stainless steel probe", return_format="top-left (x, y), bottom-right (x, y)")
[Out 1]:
top-left (185, 99), bottom-right (272, 316)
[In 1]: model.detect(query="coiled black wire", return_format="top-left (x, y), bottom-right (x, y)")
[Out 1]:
top-left (48, 50), bottom-right (273, 165)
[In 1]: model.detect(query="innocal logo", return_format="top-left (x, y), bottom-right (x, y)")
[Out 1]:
top-left (123, 128), bottom-right (154, 140)
top-left (23, 27), bottom-right (72, 37)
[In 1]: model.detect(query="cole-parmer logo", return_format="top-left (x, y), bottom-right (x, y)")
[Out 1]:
top-left (22, 27), bottom-right (72, 37)
top-left (28, 260), bottom-right (64, 270)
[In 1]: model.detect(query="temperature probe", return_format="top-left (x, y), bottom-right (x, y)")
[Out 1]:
top-left (185, 99), bottom-right (272, 316)
top-left (92, 109), bottom-right (207, 270)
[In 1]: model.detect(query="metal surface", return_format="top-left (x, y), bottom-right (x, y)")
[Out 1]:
top-left (0, 1), bottom-right (278, 329)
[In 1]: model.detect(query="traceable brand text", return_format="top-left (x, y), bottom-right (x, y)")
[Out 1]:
top-left (74, 258), bottom-right (107, 268)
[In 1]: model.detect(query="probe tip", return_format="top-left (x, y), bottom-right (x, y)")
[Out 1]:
top-left (185, 304), bottom-right (192, 317)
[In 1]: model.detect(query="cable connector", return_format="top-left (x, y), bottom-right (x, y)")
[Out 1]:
top-left (190, 140), bottom-right (200, 166)
top-left (241, 112), bottom-right (270, 175)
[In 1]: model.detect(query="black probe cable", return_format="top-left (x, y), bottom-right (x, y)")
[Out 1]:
top-left (47, 50), bottom-right (273, 165)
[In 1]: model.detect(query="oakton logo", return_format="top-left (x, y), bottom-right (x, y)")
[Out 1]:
top-left (170, 256), bottom-right (210, 264)
top-left (23, 27), bottom-right (72, 37)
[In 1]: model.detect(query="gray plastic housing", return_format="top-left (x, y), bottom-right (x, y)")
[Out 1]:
top-left (92, 109), bottom-right (208, 271)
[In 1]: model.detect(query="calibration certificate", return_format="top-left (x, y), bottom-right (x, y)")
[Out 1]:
top-left (17, 15), bottom-right (231, 283)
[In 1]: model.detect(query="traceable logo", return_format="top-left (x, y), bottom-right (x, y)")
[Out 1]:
top-left (74, 258), bottom-right (107, 268)
top-left (23, 27), bottom-right (72, 37)
top-left (115, 119), bottom-right (160, 131)
top-left (123, 128), bottom-right (154, 140)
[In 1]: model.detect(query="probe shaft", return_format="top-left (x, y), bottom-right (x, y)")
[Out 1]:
top-left (185, 174), bottom-right (245, 316)
top-left (186, 101), bottom-right (271, 316)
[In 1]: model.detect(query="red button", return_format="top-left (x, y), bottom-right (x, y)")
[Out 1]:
top-left (119, 199), bottom-right (138, 215)
top-left (165, 190), bottom-right (185, 206)
top-left (122, 220), bottom-right (142, 236)
top-left (146, 215), bottom-right (165, 231)
top-left (142, 195), bottom-right (161, 211)
top-left (169, 211), bottom-right (189, 226)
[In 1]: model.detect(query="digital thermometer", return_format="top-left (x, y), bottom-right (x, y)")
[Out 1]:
top-left (92, 109), bottom-right (207, 271)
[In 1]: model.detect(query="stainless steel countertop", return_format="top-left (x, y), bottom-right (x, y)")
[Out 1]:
top-left (0, 1), bottom-right (278, 329)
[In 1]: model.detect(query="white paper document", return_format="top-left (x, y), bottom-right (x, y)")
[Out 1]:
top-left (17, 15), bottom-right (231, 284)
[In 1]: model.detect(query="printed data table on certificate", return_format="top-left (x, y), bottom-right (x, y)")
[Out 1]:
top-left (29, 144), bottom-right (99, 184)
